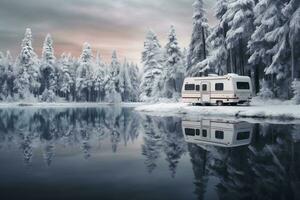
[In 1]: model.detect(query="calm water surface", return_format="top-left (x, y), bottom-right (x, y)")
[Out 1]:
top-left (0, 106), bottom-right (299, 200)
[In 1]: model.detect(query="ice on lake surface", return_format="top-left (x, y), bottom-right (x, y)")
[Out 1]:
top-left (0, 106), bottom-right (300, 200)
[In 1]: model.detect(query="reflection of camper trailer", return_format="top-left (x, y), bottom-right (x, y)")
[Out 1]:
top-left (181, 74), bottom-right (253, 106)
top-left (182, 119), bottom-right (253, 147)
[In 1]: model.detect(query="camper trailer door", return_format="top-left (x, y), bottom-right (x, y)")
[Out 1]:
top-left (201, 82), bottom-right (210, 103)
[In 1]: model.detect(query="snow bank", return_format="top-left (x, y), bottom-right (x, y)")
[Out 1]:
top-left (135, 100), bottom-right (300, 120)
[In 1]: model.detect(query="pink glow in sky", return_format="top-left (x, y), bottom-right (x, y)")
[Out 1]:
top-left (0, 0), bottom-right (217, 64)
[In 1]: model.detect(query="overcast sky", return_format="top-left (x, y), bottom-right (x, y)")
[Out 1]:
top-left (0, 0), bottom-right (217, 64)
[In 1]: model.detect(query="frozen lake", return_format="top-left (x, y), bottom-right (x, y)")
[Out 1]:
top-left (0, 106), bottom-right (299, 200)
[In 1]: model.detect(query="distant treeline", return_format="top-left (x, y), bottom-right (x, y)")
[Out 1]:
top-left (0, 29), bottom-right (140, 102)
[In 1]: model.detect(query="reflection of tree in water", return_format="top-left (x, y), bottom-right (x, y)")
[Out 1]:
top-left (43, 142), bottom-right (55, 166)
top-left (187, 123), bottom-right (300, 200)
top-left (141, 116), bottom-right (187, 176)
top-left (20, 135), bottom-right (33, 165)
top-left (247, 124), bottom-right (296, 200)
top-left (188, 144), bottom-right (209, 200)
top-left (210, 146), bottom-right (252, 200)
top-left (80, 129), bottom-right (91, 160)
top-left (162, 117), bottom-right (186, 178)
top-left (0, 107), bottom-right (141, 166)
top-left (142, 116), bottom-right (164, 173)
top-left (111, 129), bottom-right (121, 153)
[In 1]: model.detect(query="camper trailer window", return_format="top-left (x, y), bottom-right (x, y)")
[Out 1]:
top-left (202, 84), bottom-right (207, 91)
top-left (215, 83), bottom-right (224, 91)
top-left (196, 85), bottom-right (200, 91)
top-left (237, 82), bottom-right (250, 90)
top-left (215, 131), bottom-right (224, 139)
top-left (196, 129), bottom-right (200, 135)
top-left (202, 129), bottom-right (207, 137)
top-left (185, 84), bottom-right (195, 91)
top-left (237, 132), bottom-right (250, 140)
top-left (185, 128), bottom-right (195, 136)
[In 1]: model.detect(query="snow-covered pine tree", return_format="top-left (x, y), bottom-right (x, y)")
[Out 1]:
top-left (196, 0), bottom-right (228, 76)
top-left (119, 59), bottom-right (133, 102)
top-left (129, 62), bottom-right (140, 102)
top-left (3, 51), bottom-right (15, 100)
top-left (285, 0), bottom-right (300, 80)
top-left (140, 30), bottom-right (164, 101)
top-left (200, 26), bottom-right (228, 75)
top-left (292, 79), bottom-right (300, 104)
top-left (41, 34), bottom-right (57, 102)
top-left (14, 28), bottom-right (40, 100)
top-left (0, 52), bottom-right (6, 100)
top-left (58, 53), bottom-right (74, 101)
top-left (248, 0), bottom-right (283, 96)
top-left (258, 79), bottom-right (274, 100)
top-left (76, 43), bottom-right (94, 102)
top-left (187, 0), bottom-right (210, 76)
top-left (105, 50), bottom-right (122, 103)
top-left (249, 0), bottom-right (299, 99)
top-left (161, 25), bottom-right (184, 99)
top-left (223, 0), bottom-right (255, 75)
top-left (182, 48), bottom-right (188, 74)
top-left (93, 52), bottom-right (106, 102)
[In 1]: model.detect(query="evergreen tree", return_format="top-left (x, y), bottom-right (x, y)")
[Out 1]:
top-left (182, 48), bottom-right (188, 74)
top-left (105, 50), bottom-right (122, 103)
top-left (223, 0), bottom-right (255, 75)
top-left (249, 0), bottom-right (300, 99)
top-left (58, 53), bottom-right (74, 101)
top-left (14, 28), bottom-right (40, 100)
top-left (93, 52), bottom-right (106, 102)
top-left (0, 51), bottom-right (14, 100)
top-left (292, 79), bottom-right (300, 104)
top-left (161, 25), bottom-right (184, 99)
top-left (187, 0), bottom-right (209, 76)
top-left (285, 0), bottom-right (300, 80)
top-left (41, 34), bottom-right (57, 102)
top-left (119, 59), bottom-right (133, 102)
top-left (129, 62), bottom-right (140, 102)
top-left (76, 43), bottom-right (94, 101)
top-left (195, 0), bottom-right (228, 76)
top-left (0, 52), bottom-right (6, 100)
top-left (140, 30), bottom-right (163, 101)
top-left (248, 0), bottom-right (283, 96)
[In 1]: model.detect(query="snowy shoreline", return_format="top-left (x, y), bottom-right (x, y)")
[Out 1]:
top-left (135, 100), bottom-right (300, 120)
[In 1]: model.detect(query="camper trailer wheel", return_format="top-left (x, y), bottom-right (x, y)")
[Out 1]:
top-left (217, 101), bottom-right (223, 106)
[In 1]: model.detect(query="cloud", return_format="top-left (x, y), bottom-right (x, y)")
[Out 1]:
top-left (0, 0), bottom-right (217, 63)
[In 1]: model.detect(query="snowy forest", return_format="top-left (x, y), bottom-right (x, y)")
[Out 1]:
top-left (141, 0), bottom-right (300, 102)
top-left (0, 0), bottom-right (300, 103)
top-left (0, 29), bottom-right (140, 103)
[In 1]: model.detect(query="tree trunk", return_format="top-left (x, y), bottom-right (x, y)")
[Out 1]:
top-left (230, 48), bottom-right (234, 73)
top-left (202, 27), bottom-right (207, 60)
top-left (254, 64), bottom-right (260, 94)
top-left (291, 40), bottom-right (295, 80)
top-left (239, 39), bottom-right (245, 75)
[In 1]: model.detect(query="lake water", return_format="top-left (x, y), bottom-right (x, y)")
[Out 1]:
top-left (0, 106), bottom-right (299, 200)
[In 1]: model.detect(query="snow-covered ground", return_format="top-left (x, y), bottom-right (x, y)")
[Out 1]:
top-left (135, 98), bottom-right (300, 120)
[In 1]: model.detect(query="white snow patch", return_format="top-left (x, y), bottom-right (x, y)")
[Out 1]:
top-left (135, 98), bottom-right (300, 120)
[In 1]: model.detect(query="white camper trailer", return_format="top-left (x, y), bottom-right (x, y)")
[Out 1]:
top-left (182, 119), bottom-right (253, 148)
top-left (182, 74), bottom-right (253, 106)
